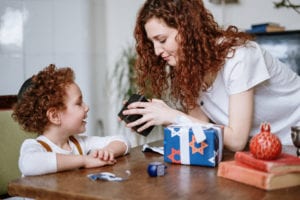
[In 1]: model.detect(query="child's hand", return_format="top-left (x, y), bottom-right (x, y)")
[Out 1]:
top-left (90, 149), bottom-right (116, 162)
top-left (83, 153), bottom-right (116, 169)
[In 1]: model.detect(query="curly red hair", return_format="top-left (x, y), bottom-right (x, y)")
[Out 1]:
top-left (12, 64), bottom-right (75, 134)
top-left (134, 0), bottom-right (253, 112)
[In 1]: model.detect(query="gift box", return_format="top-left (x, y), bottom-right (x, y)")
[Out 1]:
top-left (164, 122), bottom-right (223, 167)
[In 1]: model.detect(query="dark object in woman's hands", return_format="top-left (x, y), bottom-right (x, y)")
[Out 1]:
top-left (118, 94), bottom-right (154, 136)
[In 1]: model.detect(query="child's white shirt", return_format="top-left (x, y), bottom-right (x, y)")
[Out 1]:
top-left (19, 134), bottom-right (130, 176)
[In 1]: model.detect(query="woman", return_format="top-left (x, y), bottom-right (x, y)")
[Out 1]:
top-left (122, 0), bottom-right (300, 151)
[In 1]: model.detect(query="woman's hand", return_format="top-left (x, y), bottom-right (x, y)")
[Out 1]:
top-left (122, 98), bottom-right (182, 133)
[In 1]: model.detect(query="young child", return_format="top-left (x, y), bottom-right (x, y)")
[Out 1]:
top-left (12, 64), bottom-right (130, 176)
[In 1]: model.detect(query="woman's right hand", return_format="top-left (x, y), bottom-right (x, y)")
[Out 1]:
top-left (122, 98), bottom-right (183, 133)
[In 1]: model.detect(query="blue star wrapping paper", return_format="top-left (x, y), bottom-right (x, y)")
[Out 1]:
top-left (164, 123), bottom-right (223, 167)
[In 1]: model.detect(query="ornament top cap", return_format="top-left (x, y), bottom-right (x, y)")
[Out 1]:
top-left (260, 122), bottom-right (271, 132)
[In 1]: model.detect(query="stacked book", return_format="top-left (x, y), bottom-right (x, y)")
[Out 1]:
top-left (246, 22), bottom-right (285, 33)
top-left (217, 151), bottom-right (300, 190)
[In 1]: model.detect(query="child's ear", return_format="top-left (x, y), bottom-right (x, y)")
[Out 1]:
top-left (46, 107), bottom-right (61, 125)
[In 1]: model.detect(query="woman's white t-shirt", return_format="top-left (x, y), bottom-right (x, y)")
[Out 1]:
top-left (19, 134), bottom-right (130, 176)
top-left (200, 41), bottom-right (300, 145)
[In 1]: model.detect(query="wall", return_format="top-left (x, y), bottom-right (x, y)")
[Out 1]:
top-left (1, 0), bottom-right (300, 146)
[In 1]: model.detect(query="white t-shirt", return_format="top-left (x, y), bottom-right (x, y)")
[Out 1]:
top-left (19, 134), bottom-right (131, 176)
top-left (200, 41), bottom-right (300, 145)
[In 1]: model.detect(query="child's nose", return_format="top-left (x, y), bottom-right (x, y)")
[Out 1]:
top-left (84, 103), bottom-right (89, 112)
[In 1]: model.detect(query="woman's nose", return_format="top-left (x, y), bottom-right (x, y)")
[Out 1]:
top-left (154, 44), bottom-right (163, 56)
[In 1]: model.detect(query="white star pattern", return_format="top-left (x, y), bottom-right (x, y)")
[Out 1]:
top-left (208, 151), bottom-right (217, 164)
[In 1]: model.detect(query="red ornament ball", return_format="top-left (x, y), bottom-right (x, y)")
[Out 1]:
top-left (249, 122), bottom-right (282, 160)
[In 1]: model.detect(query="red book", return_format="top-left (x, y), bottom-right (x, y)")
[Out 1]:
top-left (234, 151), bottom-right (300, 174)
top-left (217, 161), bottom-right (300, 190)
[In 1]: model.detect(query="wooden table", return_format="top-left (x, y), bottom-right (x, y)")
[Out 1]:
top-left (8, 141), bottom-right (300, 200)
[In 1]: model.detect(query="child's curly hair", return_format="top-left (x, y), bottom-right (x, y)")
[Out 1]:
top-left (12, 64), bottom-right (75, 134)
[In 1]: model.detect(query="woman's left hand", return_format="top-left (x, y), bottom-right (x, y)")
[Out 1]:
top-left (122, 98), bottom-right (182, 133)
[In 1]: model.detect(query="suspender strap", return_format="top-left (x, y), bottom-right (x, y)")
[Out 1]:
top-left (69, 136), bottom-right (83, 155)
top-left (37, 140), bottom-right (52, 152)
top-left (37, 136), bottom-right (83, 155)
